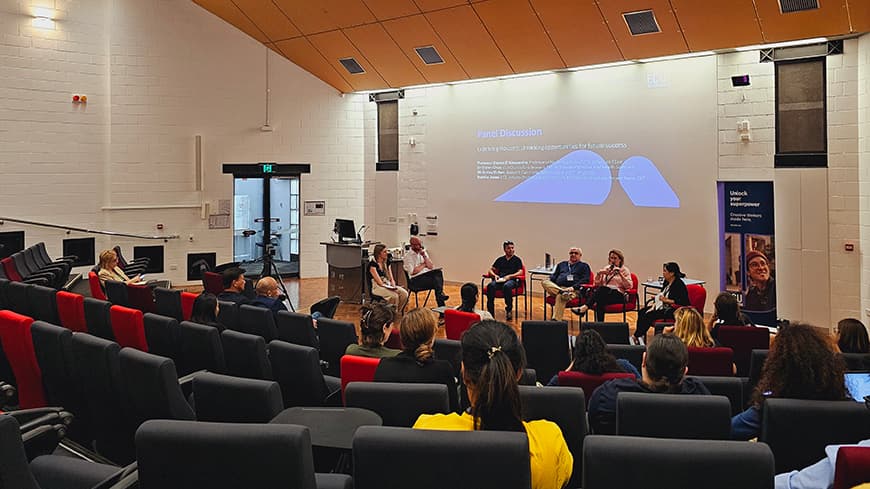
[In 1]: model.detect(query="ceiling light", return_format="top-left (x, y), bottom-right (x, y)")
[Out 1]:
top-left (735, 37), bottom-right (827, 51)
top-left (566, 61), bottom-right (635, 72)
top-left (637, 51), bottom-right (715, 63)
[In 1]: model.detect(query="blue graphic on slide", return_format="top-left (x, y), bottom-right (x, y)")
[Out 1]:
top-left (494, 150), bottom-right (612, 205)
top-left (495, 150), bottom-right (679, 208)
top-left (618, 156), bottom-right (680, 208)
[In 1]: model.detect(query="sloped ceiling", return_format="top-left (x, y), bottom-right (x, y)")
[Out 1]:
top-left (193, 0), bottom-right (869, 92)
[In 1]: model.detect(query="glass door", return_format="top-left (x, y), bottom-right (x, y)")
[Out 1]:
top-left (233, 176), bottom-right (300, 277)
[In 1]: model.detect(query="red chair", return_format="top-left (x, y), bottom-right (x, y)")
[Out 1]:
top-left (56, 290), bottom-right (87, 333)
top-left (654, 283), bottom-right (707, 330)
top-left (180, 292), bottom-right (198, 321)
top-left (0, 310), bottom-right (46, 408)
top-left (557, 370), bottom-right (634, 405)
top-left (543, 273), bottom-right (594, 320)
top-left (445, 309), bottom-right (481, 340)
top-left (480, 265), bottom-right (527, 319)
top-left (687, 347), bottom-right (734, 376)
top-left (202, 272), bottom-right (223, 295)
top-left (109, 305), bottom-right (149, 352)
top-left (88, 271), bottom-right (106, 300)
top-left (717, 326), bottom-right (770, 377)
top-left (126, 284), bottom-right (156, 313)
top-left (602, 273), bottom-right (640, 322)
top-left (339, 355), bottom-right (381, 401)
top-left (383, 329), bottom-right (403, 350)
top-left (832, 446), bottom-right (870, 489)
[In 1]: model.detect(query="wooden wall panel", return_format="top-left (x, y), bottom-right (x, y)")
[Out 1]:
top-left (308, 30), bottom-right (388, 90)
top-left (597, 0), bottom-right (689, 59)
top-left (344, 23), bottom-right (426, 87)
top-left (193, 0), bottom-right (269, 43)
top-left (670, 0), bottom-right (763, 51)
top-left (473, 0), bottom-right (564, 72)
top-left (531, 0), bottom-right (622, 67)
top-left (847, 0), bottom-right (870, 32)
top-left (382, 15), bottom-right (469, 83)
top-left (754, 0), bottom-right (850, 42)
top-left (362, 0), bottom-right (422, 20)
top-left (274, 37), bottom-right (354, 92)
top-left (232, 0), bottom-right (301, 41)
top-left (425, 5), bottom-right (512, 78)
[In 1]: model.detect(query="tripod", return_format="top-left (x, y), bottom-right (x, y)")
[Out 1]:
top-left (260, 242), bottom-right (295, 312)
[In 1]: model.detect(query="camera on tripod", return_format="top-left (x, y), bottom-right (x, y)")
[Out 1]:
top-left (263, 243), bottom-right (277, 257)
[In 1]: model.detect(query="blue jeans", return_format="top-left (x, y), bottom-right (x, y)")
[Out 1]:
top-left (486, 279), bottom-right (517, 314)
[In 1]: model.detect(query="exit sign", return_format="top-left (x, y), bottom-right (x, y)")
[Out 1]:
top-left (261, 163), bottom-right (274, 173)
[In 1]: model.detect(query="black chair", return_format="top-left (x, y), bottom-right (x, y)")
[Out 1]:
top-left (12, 252), bottom-right (64, 289)
top-left (0, 276), bottom-right (10, 309)
top-left (309, 296), bottom-right (340, 319)
top-left (142, 313), bottom-right (180, 361)
top-left (134, 419), bottom-right (352, 489)
top-left (24, 247), bottom-right (69, 286)
top-left (269, 340), bottom-right (337, 407)
top-left (70, 332), bottom-right (135, 464)
top-left (118, 348), bottom-right (195, 428)
top-left (403, 270), bottom-right (433, 308)
top-left (519, 385), bottom-right (586, 488)
top-left (842, 352), bottom-right (870, 371)
top-left (221, 329), bottom-right (272, 380)
top-left (217, 300), bottom-right (239, 331)
top-left (7, 281), bottom-right (33, 316)
top-left (519, 368), bottom-right (537, 385)
top-left (113, 245), bottom-right (148, 276)
top-left (275, 310), bottom-right (319, 348)
top-left (104, 280), bottom-right (130, 307)
top-left (192, 372), bottom-right (283, 423)
top-left (153, 287), bottom-right (183, 322)
top-left (521, 320), bottom-right (570, 384)
top-left (0, 415), bottom-right (125, 489)
top-left (177, 321), bottom-right (226, 376)
top-left (237, 304), bottom-right (279, 341)
top-left (582, 435), bottom-right (774, 489)
top-left (353, 426), bottom-right (532, 489)
top-left (433, 338), bottom-right (462, 378)
top-left (748, 348), bottom-right (768, 389)
top-left (345, 382), bottom-right (449, 427)
top-left (33, 243), bottom-right (76, 269)
top-left (760, 398), bottom-right (870, 473)
top-left (582, 321), bottom-right (630, 345)
top-left (606, 344), bottom-right (645, 372)
top-left (26, 285), bottom-right (60, 324)
top-left (687, 375), bottom-right (744, 415)
top-left (316, 318), bottom-right (358, 377)
top-left (83, 297), bottom-right (114, 341)
top-left (616, 393), bottom-right (732, 440)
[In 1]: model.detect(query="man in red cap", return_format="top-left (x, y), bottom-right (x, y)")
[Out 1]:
top-left (744, 250), bottom-right (775, 311)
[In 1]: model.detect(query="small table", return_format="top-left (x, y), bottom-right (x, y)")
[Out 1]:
top-left (528, 267), bottom-right (554, 320)
top-left (270, 406), bottom-right (382, 450)
top-left (641, 278), bottom-right (706, 309)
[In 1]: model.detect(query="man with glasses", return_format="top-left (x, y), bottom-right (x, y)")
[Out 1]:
top-left (403, 236), bottom-right (449, 307)
top-left (541, 247), bottom-right (591, 321)
top-left (744, 250), bottom-right (776, 311)
top-left (485, 241), bottom-right (524, 320)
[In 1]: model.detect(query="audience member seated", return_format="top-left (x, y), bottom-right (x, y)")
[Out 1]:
top-left (547, 329), bottom-right (639, 386)
top-left (573, 249), bottom-right (632, 322)
top-left (708, 292), bottom-right (753, 341)
top-left (97, 249), bottom-right (141, 286)
top-left (775, 439), bottom-right (870, 489)
top-left (484, 240), bottom-right (524, 321)
top-left (414, 319), bottom-right (573, 489)
top-left (403, 236), bottom-right (449, 307)
top-left (374, 308), bottom-right (458, 412)
top-left (217, 267), bottom-right (250, 305)
top-left (455, 282), bottom-right (493, 320)
top-left (838, 318), bottom-right (869, 354)
top-left (369, 244), bottom-right (409, 313)
top-left (190, 292), bottom-right (223, 331)
top-left (346, 302), bottom-right (399, 359)
top-left (588, 334), bottom-right (710, 433)
top-left (541, 247), bottom-right (590, 321)
top-left (633, 262), bottom-right (690, 345)
top-left (250, 277), bottom-right (288, 315)
top-left (667, 307), bottom-right (736, 375)
top-left (731, 323), bottom-right (848, 440)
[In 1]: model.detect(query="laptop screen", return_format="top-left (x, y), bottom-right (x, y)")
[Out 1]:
top-left (844, 372), bottom-right (870, 402)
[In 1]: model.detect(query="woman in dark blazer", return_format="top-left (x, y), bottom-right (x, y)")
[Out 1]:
top-left (633, 262), bottom-right (690, 345)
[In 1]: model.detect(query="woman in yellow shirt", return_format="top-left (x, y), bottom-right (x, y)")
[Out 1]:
top-left (413, 320), bottom-right (573, 489)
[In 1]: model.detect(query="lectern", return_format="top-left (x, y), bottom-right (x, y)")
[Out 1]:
top-left (321, 241), bottom-right (379, 303)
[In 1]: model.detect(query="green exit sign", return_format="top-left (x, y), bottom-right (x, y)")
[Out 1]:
top-left (261, 163), bottom-right (274, 173)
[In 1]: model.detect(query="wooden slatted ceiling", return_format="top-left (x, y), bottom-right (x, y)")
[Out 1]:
top-left (192, 0), bottom-right (870, 93)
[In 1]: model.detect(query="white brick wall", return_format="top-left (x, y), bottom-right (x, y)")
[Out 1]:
top-left (859, 33), bottom-right (870, 324)
top-left (0, 0), bottom-right (365, 283)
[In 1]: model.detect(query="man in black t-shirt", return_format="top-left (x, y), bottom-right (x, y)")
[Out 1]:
top-left (485, 241), bottom-right (524, 320)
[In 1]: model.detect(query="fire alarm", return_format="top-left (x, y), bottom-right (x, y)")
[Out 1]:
top-left (80, 95), bottom-right (87, 103)
top-left (72, 94), bottom-right (80, 102)
top-left (156, 223), bottom-right (164, 230)
top-left (845, 242), bottom-right (855, 252)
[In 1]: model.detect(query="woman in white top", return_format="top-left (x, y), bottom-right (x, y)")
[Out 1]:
top-left (368, 244), bottom-right (409, 313)
top-left (572, 249), bottom-right (632, 322)
top-left (455, 282), bottom-right (494, 320)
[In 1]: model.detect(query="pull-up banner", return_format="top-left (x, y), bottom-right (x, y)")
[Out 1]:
top-left (718, 181), bottom-right (776, 325)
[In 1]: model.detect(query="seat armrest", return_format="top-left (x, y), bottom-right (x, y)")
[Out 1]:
top-left (178, 369), bottom-right (206, 386)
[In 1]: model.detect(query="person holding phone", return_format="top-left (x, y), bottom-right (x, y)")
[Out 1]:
top-left (572, 249), bottom-right (632, 322)
top-left (97, 249), bottom-right (141, 286)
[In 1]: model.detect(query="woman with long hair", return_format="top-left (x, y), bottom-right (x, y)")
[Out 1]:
top-left (671, 307), bottom-right (715, 348)
top-left (97, 249), bottom-right (141, 286)
top-left (731, 323), bottom-right (847, 440)
top-left (633, 262), bottom-right (690, 345)
top-left (414, 320), bottom-right (573, 489)
top-left (346, 302), bottom-right (399, 358)
top-left (708, 292), bottom-right (752, 340)
top-left (455, 282), bottom-right (493, 320)
top-left (374, 308), bottom-right (458, 411)
top-left (572, 249), bottom-right (633, 322)
top-left (837, 318), bottom-right (870, 354)
top-left (547, 329), bottom-right (639, 385)
top-left (368, 244), bottom-right (408, 313)
top-left (588, 334), bottom-right (710, 434)
top-left (190, 292), bottom-right (223, 331)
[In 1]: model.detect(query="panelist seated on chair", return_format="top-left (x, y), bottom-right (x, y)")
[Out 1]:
top-left (97, 249), bottom-right (142, 286)
top-left (633, 262), bottom-right (690, 345)
top-left (455, 282), bottom-right (493, 320)
top-left (346, 302), bottom-right (400, 359)
top-left (572, 249), bottom-right (632, 322)
top-left (403, 236), bottom-right (449, 307)
top-left (541, 247), bottom-right (590, 321)
top-left (250, 277), bottom-right (288, 315)
top-left (547, 329), bottom-right (639, 386)
top-left (588, 334), bottom-right (710, 434)
top-left (484, 240), bottom-right (524, 321)
top-left (217, 267), bottom-right (251, 305)
top-left (369, 244), bottom-right (409, 313)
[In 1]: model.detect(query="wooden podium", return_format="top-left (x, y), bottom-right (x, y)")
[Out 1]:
top-left (321, 241), bottom-right (379, 304)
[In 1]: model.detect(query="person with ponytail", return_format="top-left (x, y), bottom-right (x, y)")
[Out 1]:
top-left (345, 302), bottom-right (399, 358)
top-left (587, 333), bottom-right (710, 434)
top-left (414, 320), bottom-right (573, 489)
top-left (374, 308), bottom-right (458, 412)
top-left (455, 282), bottom-right (493, 320)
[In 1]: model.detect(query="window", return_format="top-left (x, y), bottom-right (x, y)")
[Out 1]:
top-left (775, 58), bottom-right (826, 167)
top-left (377, 100), bottom-right (398, 171)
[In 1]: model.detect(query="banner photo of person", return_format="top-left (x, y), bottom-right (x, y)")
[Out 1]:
top-left (718, 181), bottom-right (776, 326)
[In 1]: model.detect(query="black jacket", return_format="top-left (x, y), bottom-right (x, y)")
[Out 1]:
top-left (374, 351), bottom-right (459, 412)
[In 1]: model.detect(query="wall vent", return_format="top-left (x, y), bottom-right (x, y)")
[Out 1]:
top-left (623, 10), bottom-right (660, 35)
top-left (339, 57), bottom-right (365, 74)
top-left (415, 46), bottom-right (444, 65)
top-left (778, 0), bottom-right (819, 14)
